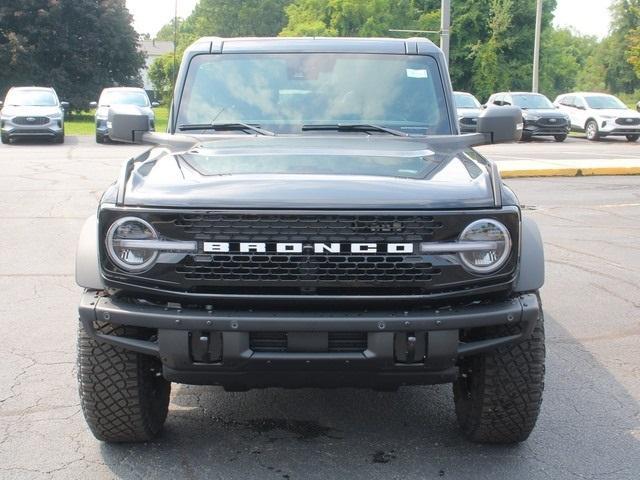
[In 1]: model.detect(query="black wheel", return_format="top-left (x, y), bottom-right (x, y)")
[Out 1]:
top-left (96, 133), bottom-right (105, 144)
top-left (626, 134), bottom-right (639, 142)
top-left (453, 296), bottom-right (545, 444)
top-left (520, 132), bottom-right (532, 142)
top-left (0, 133), bottom-right (9, 144)
top-left (78, 322), bottom-right (170, 442)
top-left (54, 132), bottom-right (65, 144)
top-left (554, 134), bottom-right (567, 142)
top-left (585, 120), bottom-right (599, 141)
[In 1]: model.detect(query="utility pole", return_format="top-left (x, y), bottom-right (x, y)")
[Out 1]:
top-left (440, 0), bottom-right (451, 64)
top-left (532, 0), bottom-right (542, 92)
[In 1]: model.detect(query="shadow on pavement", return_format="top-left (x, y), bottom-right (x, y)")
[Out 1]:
top-left (97, 315), bottom-right (640, 480)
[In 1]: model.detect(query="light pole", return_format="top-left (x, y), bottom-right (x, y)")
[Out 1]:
top-left (440, 0), bottom-right (451, 64)
top-left (532, 0), bottom-right (542, 92)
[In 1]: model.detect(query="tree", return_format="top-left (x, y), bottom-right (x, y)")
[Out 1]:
top-left (605, 0), bottom-right (640, 93)
top-left (0, 0), bottom-right (145, 109)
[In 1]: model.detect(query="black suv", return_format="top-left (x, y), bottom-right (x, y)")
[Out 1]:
top-left (76, 37), bottom-right (545, 445)
top-left (486, 91), bottom-right (570, 142)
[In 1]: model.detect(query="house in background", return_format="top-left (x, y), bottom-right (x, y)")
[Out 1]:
top-left (140, 39), bottom-right (174, 102)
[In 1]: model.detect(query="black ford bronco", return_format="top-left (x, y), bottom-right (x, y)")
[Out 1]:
top-left (76, 37), bottom-right (545, 444)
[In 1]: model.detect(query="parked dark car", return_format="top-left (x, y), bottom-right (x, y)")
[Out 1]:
top-left (0, 87), bottom-right (68, 144)
top-left (76, 37), bottom-right (545, 446)
top-left (453, 91), bottom-right (482, 133)
top-left (486, 91), bottom-right (570, 142)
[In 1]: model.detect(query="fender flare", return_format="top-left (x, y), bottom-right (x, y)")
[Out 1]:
top-left (76, 215), bottom-right (105, 290)
top-left (514, 216), bottom-right (545, 292)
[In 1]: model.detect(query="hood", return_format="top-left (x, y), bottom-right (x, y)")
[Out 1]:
top-left (456, 107), bottom-right (482, 117)
top-left (121, 136), bottom-right (497, 209)
top-left (97, 105), bottom-right (154, 119)
top-left (521, 108), bottom-right (566, 117)
top-left (593, 108), bottom-right (640, 118)
top-left (0, 105), bottom-right (61, 117)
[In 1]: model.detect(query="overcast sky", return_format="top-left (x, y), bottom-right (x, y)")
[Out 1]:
top-left (126, 0), bottom-right (613, 40)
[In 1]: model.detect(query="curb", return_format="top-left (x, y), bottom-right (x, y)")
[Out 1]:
top-left (500, 167), bottom-right (640, 178)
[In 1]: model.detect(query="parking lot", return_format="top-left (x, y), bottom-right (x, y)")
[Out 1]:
top-left (0, 136), bottom-right (639, 479)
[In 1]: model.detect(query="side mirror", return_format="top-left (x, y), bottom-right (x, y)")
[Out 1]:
top-left (60, 101), bottom-right (70, 110)
top-left (477, 106), bottom-right (523, 144)
top-left (89, 101), bottom-right (98, 109)
top-left (151, 101), bottom-right (160, 108)
top-left (108, 105), bottom-right (150, 143)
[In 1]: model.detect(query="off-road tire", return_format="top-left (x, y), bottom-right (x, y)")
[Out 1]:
top-left (453, 297), bottom-right (545, 444)
top-left (1, 133), bottom-right (9, 144)
top-left (585, 120), bottom-right (599, 141)
top-left (78, 322), bottom-right (171, 442)
top-left (626, 134), bottom-right (639, 142)
top-left (554, 134), bottom-right (567, 142)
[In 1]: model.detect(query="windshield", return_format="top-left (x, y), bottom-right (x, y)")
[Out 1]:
top-left (182, 150), bottom-right (439, 179)
top-left (454, 93), bottom-right (480, 109)
top-left (177, 53), bottom-right (451, 135)
top-left (511, 94), bottom-right (553, 109)
top-left (99, 91), bottom-right (149, 107)
top-left (584, 95), bottom-right (627, 109)
top-left (5, 90), bottom-right (57, 107)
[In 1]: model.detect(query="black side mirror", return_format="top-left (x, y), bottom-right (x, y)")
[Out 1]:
top-left (477, 106), bottom-right (523, 144)
top-left (89, 101), bottom-right (98, 109)
top-left (108, 105), bottom-right (150, 143)
top-left (60, 101), bottom-right (70, 110)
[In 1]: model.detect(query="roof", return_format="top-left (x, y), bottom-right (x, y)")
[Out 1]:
top-left (101, 87), bottom-right (146, 93)
top-left (8, 86), bottom-right (54, 91)
top-left (186, 36), bottom-right (441, 56)
top-left (140, 40), bottom-right (174, 56)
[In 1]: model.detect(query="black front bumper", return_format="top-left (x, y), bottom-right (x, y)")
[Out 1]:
top-left (79, 290), bottom-right (540, 389)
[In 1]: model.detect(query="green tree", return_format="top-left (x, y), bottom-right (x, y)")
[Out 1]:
top-left (0, 0), bottom-right (145, 108)
top-left (605, 0), bottom-right (640, 93)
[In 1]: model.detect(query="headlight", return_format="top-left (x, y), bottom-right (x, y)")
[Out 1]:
top-left (106, 217), bottom-right (159, 272)
top-left (457, 219), bottom-right (512, 274)
top-left (523, 113), bottom-right (540, 121)
top-left (49, 112), bottom-right (62, 119)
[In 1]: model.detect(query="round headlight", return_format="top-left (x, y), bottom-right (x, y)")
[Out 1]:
top-left (106, 217), bottom-right (159, 272)
top-left (458, 219), bottom-right (512, 274)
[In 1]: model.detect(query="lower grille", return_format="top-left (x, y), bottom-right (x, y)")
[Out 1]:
top-left (13, 116), bottom-right (49, 126)
top-left (537, 118), bottom-right (567, 126)
top-left (250, 332), bottom-right (368, 353)
top-left (460, 117), bottom-right (478, 125)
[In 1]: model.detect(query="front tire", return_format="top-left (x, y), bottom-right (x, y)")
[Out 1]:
top-left (453, 298), bottom-right (545, 444)
top-left (96, 133), bottom-right (106, 144)
top-left (78, 322), bottom-right (170, 442)
top-left (554, 134), bottom-right (567, 142)
top-left (54, 132), bottom-right (65, 144)
top-left (0, 133), bottom-right (9, 144)
top-left (626, 134), bottom-right (639, 142)
top-left (585, 120), bottom-right (599, 141)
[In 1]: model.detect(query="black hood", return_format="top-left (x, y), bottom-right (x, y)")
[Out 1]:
top-left (121, 136), bottom-right (497, 210)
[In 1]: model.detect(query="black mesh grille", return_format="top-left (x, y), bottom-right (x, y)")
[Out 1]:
top-left (538, 117), bottom-right (567, 126)
top-left (615, 117), bottom-right (640, 126)
top-left (13, 116), bottom-right (50, 126)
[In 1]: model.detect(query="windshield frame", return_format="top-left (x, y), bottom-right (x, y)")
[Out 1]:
top-left (174, 52), bottom-right (454, 136)
top-left (454, 93), bottom-right (481, 109)
top-left (99, 90), bottom-right (150, 107)
top-left (5, 89), bottom-right (59, 107)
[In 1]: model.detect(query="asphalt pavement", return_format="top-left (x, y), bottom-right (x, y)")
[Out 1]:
top-left (0, 137), bottom-right (639, 479)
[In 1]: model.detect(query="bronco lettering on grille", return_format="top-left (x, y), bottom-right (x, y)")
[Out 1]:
top-left (202, 242), bottom-right (415, 254)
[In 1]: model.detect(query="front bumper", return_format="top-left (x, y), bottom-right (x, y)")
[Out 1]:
top-left (79, 290), bottom-right (541, 389)
top-left (2, 121), bottom-right (63, 138)
top-left (523, 122), bottom-right (570, 137)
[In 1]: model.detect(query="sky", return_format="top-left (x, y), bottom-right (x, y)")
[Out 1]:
top-left (126, 0), bottom-right (613, 39)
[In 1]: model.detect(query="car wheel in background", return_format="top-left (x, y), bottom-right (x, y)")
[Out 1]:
top-left (54, 132), bottom-right (65, 144)
top-left (520, 132), bottom-right (532, 142)
top-left (0, 133), bottom-right (9, 145)
top-left (626, 135), bottom-right (639, 142)
top-left (554, 134), bottom-right (567, 142)
top-left (585, 120), bottom-right (599, 141)
top-left (96, 133), bottom-right (106, 144)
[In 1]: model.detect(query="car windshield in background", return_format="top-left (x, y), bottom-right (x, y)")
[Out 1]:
top-left (584, 95), bottom-right (627, 109)
top-left (177, 53), bottom-right (451, 135)
top-left (454, 94), bottom-right (480, 109)
top-left (511, 94), bottom-right (553, 109)
top-left (5, 90), bottom-right (57, 106)
top-left (100, 91), bottom-right (149, 107)
top-left (182, 150), bottom-right (439, 179)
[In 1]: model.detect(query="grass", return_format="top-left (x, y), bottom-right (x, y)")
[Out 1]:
top-left (64, 106), bottom-right (169, 136)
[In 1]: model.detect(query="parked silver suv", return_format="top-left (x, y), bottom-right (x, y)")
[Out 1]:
top-left (90, 87), bottom-right (157, 143)
top-left (0, 87), bottom-right (68, 144)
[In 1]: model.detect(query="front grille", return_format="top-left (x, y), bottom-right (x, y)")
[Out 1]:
top-left (100, 210), bottom-right (521, 296)
top-left (250, 332), bottom-right (367, 353)
top-left (13, 116), bottom-right (49, 126)
top-left (616, 118), bottom-right (640, 126)
top-left (460, 117), bottom-right (478, 125)
top-left (538, 117), bottom-right (567, 126)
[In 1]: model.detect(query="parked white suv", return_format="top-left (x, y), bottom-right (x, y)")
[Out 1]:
top-left (554, 92), bottom-right (640, 142)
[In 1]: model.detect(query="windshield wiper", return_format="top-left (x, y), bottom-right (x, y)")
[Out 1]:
top-left (301, 123), bottom-right (409, 137)
top-left (178, 122), bottom-right (275, 136)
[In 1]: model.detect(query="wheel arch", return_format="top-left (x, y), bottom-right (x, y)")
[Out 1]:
top-left (514, 216), bottom-right (545, 293)
top-left (76, 215), bottom-right (105, 290)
